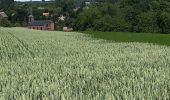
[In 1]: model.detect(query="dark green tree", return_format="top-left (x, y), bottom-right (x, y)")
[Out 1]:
top-left (0, 0), bottom-right (14, 10)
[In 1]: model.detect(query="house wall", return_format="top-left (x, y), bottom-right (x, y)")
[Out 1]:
top-left (0, 15), bottom-right (8, 21)
top-left (29, 26), bottom-right (45, 30)
top-left (49, 22), bottom-right (55, 31)
top-left (43, 22), bottom-right (55, 31)
top-left (28, 22), bottom-right (55, 31)
top-left (0, 15), bottom-right (2, 20)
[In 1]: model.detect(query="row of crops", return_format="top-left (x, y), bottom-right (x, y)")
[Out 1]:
top-left (0, 27), bottom-right (170, 100)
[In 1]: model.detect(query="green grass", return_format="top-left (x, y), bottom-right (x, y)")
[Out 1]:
top-left (83, 31), bottom-right (170, 46)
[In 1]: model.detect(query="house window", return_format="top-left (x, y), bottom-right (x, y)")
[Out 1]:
top-left (46, 24), bottom-right (48, 27)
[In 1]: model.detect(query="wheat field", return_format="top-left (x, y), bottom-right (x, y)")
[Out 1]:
top-left (0, 27), bottom-right (169, 100)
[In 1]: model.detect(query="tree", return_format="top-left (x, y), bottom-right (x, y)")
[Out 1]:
top-left (55, 0), bottom-right (77, 13)
top-left (150, 0), bottom-right (170, 33)
top-left (0, 0), bottom-right (169, 33)
top-left (0, 0), bottom-right (14, 10)
top-left (157, 12), bottom-right (170, 33)
top-left (138, 11), bottom-right (158, 33)
top-left (75, 7), bottom-right (101, 31)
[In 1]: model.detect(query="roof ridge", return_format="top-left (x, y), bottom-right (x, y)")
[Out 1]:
top-left (29, 20), bottom-right (54, 26)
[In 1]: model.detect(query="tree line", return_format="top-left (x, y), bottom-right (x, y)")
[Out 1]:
top-left (0, 0), bottom-right (170, 33)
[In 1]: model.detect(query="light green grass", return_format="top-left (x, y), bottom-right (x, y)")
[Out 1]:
top-left (83, 31), bottom-right (170, 46)
top-left (0, 27), bottom-right (170, 100)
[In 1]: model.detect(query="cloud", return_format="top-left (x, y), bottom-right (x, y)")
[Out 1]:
top-left (14, 0), bottom-right (50, 1)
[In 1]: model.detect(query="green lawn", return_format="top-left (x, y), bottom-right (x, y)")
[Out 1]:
top-left (83, 31), bottom-right (170, 46)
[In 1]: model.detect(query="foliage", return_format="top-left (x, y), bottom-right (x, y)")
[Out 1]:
top-left (75, 0), bottom-right (170, 33)
top-left (0, 0), bottom-right (14, 10)
top-left (0, 18), bottom-right (11, 27)
top-left (0, 27), bottom-right (170, 99)
top-left (75, 3), bottom-right (130, 32)
top-left (138, 11), bottom-right (158, 33)
top-left (1, 0), bottom-right (170, 33)
top-left (157, 11), bottom-right (170, 33)
top-left (75, 7), bottom-right (101, 31)
top-left (94, 15), bottom-right (114, 31)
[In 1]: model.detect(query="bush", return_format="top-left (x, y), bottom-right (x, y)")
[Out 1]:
top-left (14, 23), bottom-right (22, 27)
top-left (0, 18), bottom-right (11, 27)
top-left (94, 15), bottom-right (114, 31)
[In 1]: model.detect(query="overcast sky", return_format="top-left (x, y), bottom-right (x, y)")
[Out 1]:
top-left (14, 0), bottom-right (50, 1)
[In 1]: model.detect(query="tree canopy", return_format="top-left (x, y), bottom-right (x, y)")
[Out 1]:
top-left (0, 0), bottom-right (14, 10)
top-left (0, 0), bottom-right (170, 33)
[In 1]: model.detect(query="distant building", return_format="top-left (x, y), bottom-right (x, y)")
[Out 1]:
top-left (43, 12), bottom-right (49, 17)
top-left (28, 20), bottom-right (55, 31)
top-left (58, 15), bottom-right (66, 21)
top-left (0, 12), bottom-right (8, 20)
top-left (27, 3), bottom-right (55, 31)
top-left (43, 9), bottom-right (49, 17)
top-left (63, 27), bottom-right (73, 32)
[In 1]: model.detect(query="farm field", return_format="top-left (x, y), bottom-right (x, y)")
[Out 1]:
top-left (84, 31), bottom-right (170, 46)
top-left (0, 27), bottom-right (170, 99)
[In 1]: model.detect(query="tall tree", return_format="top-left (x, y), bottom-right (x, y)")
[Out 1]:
top-left (155, 0), bottom-right (170, 33)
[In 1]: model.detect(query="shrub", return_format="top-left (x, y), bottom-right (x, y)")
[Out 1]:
top-left (0, 18), bottom-right (11, 27)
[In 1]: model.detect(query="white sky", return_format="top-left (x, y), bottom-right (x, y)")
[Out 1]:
top-left (14, 0), bottom-right (50, 1)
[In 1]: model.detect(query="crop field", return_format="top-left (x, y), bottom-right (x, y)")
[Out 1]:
top-left (0, 27), bottom-right (170, 100)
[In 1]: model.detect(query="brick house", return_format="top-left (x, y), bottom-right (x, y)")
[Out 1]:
top-left (28, 20), bottom-right (55, 31)
top-left (27, 9), bottom-right (55, 31)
